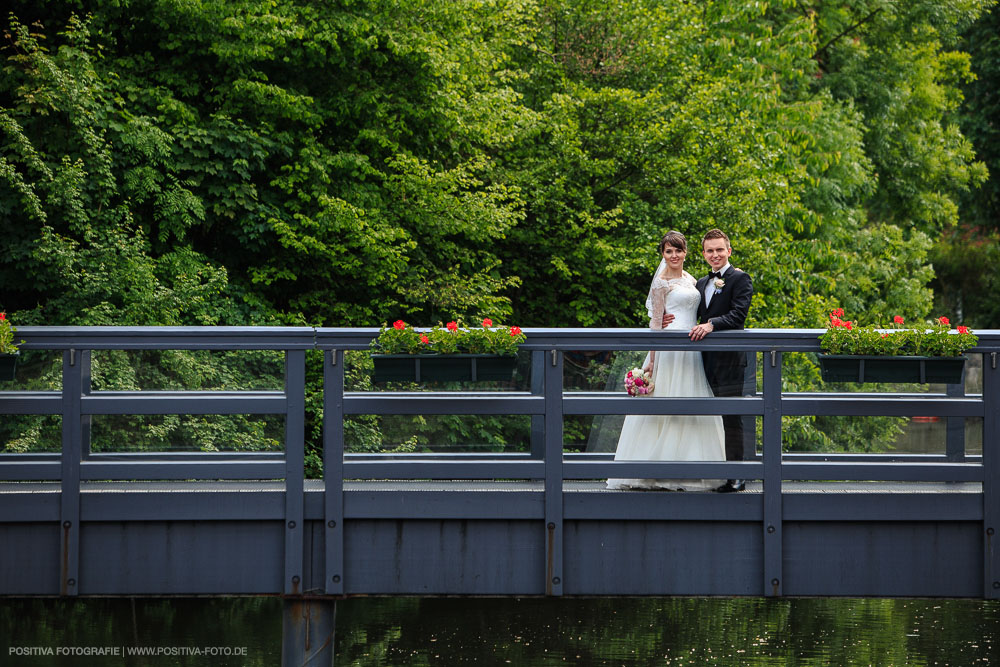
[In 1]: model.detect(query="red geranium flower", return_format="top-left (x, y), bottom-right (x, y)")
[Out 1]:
top-left (938, 316), bottom-right (950, 326)
top-left (510, 326), bottom-right (522, 336)
top-left (831, 317), bottom-right (843, 328)
top-left (393, 320), bottom-right (406, 330)
top-left (830, 308), bottom-right (844, 318)
top-left (446, 321), bottom-right (458, 332)
top-left (0, 312), bottom-right (5, 321)
top-left (957, 325), bottom-right (969, 334)
top-left (845, 321), bottom-right (853, 330)
top-left (482, 318), bottom-right (493, 328)
top-left (893, 316), bottom-right (904, 324)
top-left (420, 334), bottom-right (430, 344)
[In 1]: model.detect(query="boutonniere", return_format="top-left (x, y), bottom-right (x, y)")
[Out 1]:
top-left (713, 278), bottom-right (725, 293)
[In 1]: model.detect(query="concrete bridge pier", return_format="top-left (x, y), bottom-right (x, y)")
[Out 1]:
top-left (282, 598), bottom-right (336, 666)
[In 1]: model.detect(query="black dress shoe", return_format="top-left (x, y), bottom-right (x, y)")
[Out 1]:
top-left (715, 479), bottom-right (746, 493)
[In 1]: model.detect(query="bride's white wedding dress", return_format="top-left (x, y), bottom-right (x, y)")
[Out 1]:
top-left (607, 271), bottom-right (725, 491)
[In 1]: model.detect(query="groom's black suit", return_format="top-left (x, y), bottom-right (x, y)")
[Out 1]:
top-left (696, 267), bottom-right (753, 462)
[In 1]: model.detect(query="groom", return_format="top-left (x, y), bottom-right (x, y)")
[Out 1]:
top-left (687, 229), bottom-right (754, 492)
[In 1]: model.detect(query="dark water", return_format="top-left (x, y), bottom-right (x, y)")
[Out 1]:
top-left (1, 597), bottom-right (996, 665)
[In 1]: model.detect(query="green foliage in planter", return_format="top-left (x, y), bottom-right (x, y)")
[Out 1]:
top-left (373, 318), bottom-right (525, 356)
top-left (460, 318), bottom-right (525, 356)
top-left (820, 309), bottom-right (979, 357)
top-left (425, 326), bottom-right (461, 354)
top-left (373, 321), bottom-right (428, 355)
top-left (0, 313), bottom-right (22, 355)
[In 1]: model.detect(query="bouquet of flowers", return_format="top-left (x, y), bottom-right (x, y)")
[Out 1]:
top-left (624, 368), bottom-right (654, 396)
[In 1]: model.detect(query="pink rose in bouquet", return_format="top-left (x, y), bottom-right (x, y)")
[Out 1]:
top-left (624, 368), bottom-right (654, 396)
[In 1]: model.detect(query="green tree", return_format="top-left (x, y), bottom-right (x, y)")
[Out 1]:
top-left (2, 0), bottom-right (993, 460)
top-left (930, 3), bottom-right (1000, 329)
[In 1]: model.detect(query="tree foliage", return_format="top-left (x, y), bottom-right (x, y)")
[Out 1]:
top-left (1, 0), bottom-right (993, 459)
top-left (930, 3), bottom-right (1000, 329)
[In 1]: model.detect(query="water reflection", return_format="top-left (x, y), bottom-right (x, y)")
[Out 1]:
top-left (336, 597), bottom-right (998, 665)
top-left (1, 597), bottom-right (996, 665)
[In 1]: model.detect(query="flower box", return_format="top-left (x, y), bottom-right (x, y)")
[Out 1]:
top-left (818, 354), bottom-right (966, 384)
top-left (371, 354), bottom-right (517, 383)
top-left (0, 353), bottom-right (17, 382)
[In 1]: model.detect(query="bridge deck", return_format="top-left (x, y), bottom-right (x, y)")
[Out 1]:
top-left (0, 479), bottom-right (983, 493)
top-left (3, 479), bottom-right (983, 527)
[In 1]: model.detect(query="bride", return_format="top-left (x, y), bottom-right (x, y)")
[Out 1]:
top-left (607, 230), bottom-right (726, 491)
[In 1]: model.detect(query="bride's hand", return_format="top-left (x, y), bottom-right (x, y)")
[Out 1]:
top-left (642, 361), bottom-right (653, 374)
top-left (661, 312), bottom-right (675, 328)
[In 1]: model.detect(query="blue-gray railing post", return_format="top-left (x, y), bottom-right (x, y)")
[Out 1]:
top-left (60, 348), bottom-right (82, 596)
top-left (324, 348), bottom-right (345, 595)
top-left (530, 350), bottom-right (545, 459)
top-left (80, 350), bottom-right (92, 459)
top-left (544, 349), bottom-right (564, 596)
top-left (762, 350), bottom-right (783, 597)
top-left (985, 351), bottom-right (999, 599)
top-left (284, 350), bottom-right (306, 595)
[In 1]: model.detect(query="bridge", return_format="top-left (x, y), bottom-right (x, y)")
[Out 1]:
top-left (1, 327), bottom-right (998, 661)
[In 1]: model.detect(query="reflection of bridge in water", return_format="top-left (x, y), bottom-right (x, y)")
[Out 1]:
top-left (1, 327), bottom-right (998, 661)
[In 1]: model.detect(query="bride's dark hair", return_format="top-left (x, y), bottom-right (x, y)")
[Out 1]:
top-left (658, 230), bottom-right (687, 255)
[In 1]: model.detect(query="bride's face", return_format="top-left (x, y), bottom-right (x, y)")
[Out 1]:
top-left (661, 245), bottom-right (686, 270)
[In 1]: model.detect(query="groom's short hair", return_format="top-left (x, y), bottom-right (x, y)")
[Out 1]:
top-left (702, 229), bottom-right (731, 249)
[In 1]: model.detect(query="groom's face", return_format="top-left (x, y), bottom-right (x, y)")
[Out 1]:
top-left (702, 238), bottom-right (732, 271)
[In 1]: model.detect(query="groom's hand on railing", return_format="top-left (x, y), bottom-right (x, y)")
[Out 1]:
top-left (689, 321), bottom-right (713, 341)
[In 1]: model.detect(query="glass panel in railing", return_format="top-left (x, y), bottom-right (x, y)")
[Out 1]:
top-left (0, 349), bottom-right (62, 391)
top-left (346, 350), bottom-right (531, 392)
top-left (965, 417), bottom-right (984, 456)
top-left (89, 415), bottom-right (285, 454)
top-left (781, 415), bottom-right (982, 457)
top-left (563, 349), bottom-right (644, 393)
top-left (783, 414), bottom-right (908, 455)
top-left (0, 415), bottom-right (62, 454)
top-left (344, 415), bottom-right (531, 455)
top-left (965, 353), bottom-right (984, 395)
top-left (88, 350), bottom-right (285, 392)
top-left (875, 415), bottom-right (981, 456)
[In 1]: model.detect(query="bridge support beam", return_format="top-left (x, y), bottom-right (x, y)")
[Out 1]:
top-left (282, 599), bottom-right (336, 667)
top-left (985, 351), bottom-right (999, 599)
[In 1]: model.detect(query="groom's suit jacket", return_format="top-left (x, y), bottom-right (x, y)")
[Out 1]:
top-left (696, 266), bottom-right (753, 391)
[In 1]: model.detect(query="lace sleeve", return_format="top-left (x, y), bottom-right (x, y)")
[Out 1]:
top-left (648, 285), bottom-right (668, 330)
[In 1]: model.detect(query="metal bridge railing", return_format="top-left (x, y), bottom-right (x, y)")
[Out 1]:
top-left (1, 326), bottom-right (997, 597)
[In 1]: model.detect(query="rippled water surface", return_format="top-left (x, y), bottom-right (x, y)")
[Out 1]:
top-left (2, 597), bottom-right (996, 665)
